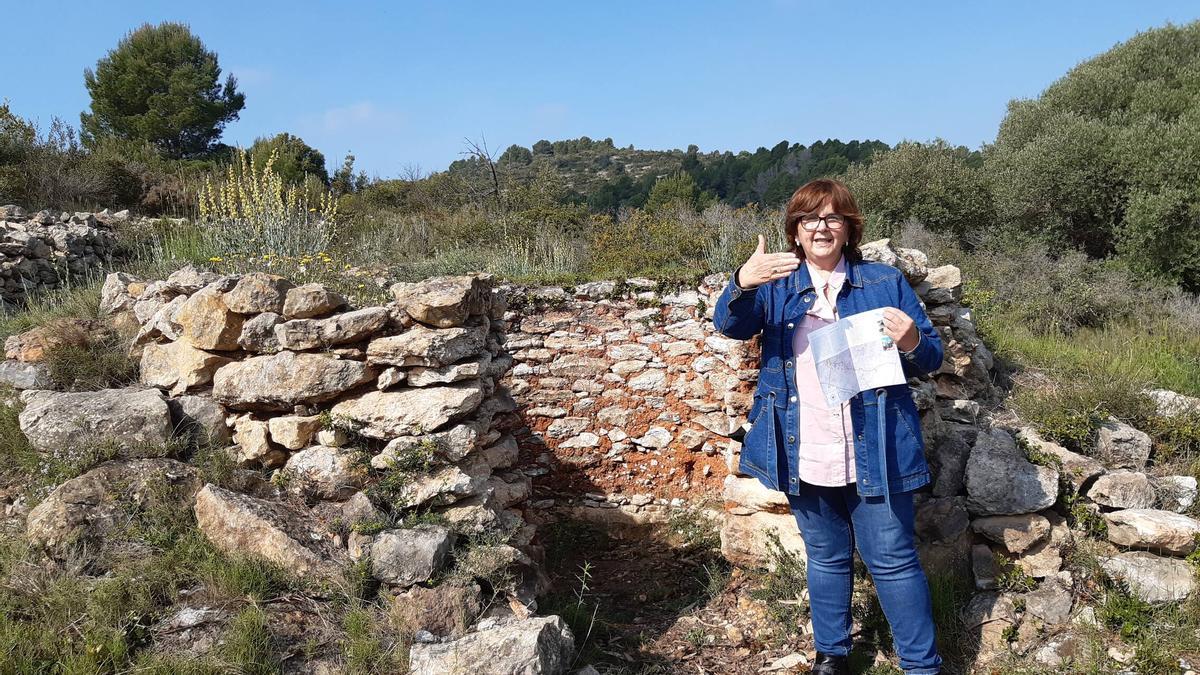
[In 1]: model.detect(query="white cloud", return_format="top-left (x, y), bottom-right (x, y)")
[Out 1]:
top-left (315, 101), bottom-right (404, 133)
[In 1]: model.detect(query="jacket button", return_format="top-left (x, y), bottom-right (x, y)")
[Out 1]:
top-left (863, 478), bottom-right (869, 485)
top-left (789, 396), bottom-right (796, 402)
top-left (790, 478), bottom-right (797, 483)
top-left (788, 435), bottom-right (795, 443)
top-left (857, 434), bottom-right (864, 441)
top-left (785, 361), bottom-right (793, 369)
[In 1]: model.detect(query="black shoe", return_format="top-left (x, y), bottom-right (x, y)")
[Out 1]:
top-left (811, 652), bottom-right (849, 675)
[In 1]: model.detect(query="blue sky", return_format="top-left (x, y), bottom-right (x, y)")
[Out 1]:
top-left (2, 1), bottom-right (1198, 177)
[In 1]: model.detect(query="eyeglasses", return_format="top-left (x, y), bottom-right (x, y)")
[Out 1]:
top-left (798, 213), bottom-right (847, 231)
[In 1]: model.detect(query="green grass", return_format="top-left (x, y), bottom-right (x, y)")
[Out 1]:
top-left (983, 316), bottom-right (1200, 398)
top-left (0, 490), bottom-right (301, 673)
top-left (747, 530), bottom-right (809, 638)
top-left (0, 280), bottom-right (104, 340)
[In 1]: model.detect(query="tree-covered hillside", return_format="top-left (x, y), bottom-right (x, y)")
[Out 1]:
top-left (447, 136), bottom-right (894, 212)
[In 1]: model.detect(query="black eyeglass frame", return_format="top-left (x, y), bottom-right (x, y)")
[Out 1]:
top-left (797, 213), bottom-right (847, 231)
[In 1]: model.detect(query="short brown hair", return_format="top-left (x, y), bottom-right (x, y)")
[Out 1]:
top-left (784, 178), bottom-right (864, 261)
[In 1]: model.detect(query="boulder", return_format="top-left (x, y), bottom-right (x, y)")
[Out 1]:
top-left (1101, 551), bottom-right (1197, 604)
top-left (160, 265), bottom-right (218, 293)
top-left (168, 395), bottom-right (231, 445)
top-left (965, 428), bottom-right (1058, 515)
top-left (722, 475), bottom-right (790, 514)
top-left (100, 271), bottom-right (143, 314)
top-left (273, 307), bottom-right (390, 350)
top-left (720, 510), bottom-right (807, 571)
top-left (237, 312), bottom-right (283, 353)
top-left (280, 445), bottom-right (366, 501)
top-left (232, 418), bottom-right (285, 468)
top-left (961, 592), bottom-right (1017, 662)
top-left (1086, 470), bottom-right (1155, 509)
top-left (267, 415), bottom-right (323, 450)
top-left (283, 283), bottom-right (345, 319)
top-left (19, 388), bottom-right (172, 456)
top-left (362, 525), bottom-right (454, 586)
top-left (1096, 419), bottom-right (1152, 469)
top-left (366, 323), bottom-right (487, 368)
top-left (1144, 388), bottom-right (1200, 418)
top-left (1016, 427), bottom-right (1103, 494)
top-left (971, 544), bottom-right (1001, 590)
top-left (330, 381), bottom-right (484, 439)
top-left (914, 497), bottom-right (970, 543)
top-left (176, 287), bottom-right (244, 351)
top-left (971, 514), bottom-right (1051, 554)
top-left (388, 455), bottom-right (492, 508)
top-left (408, 615), bottom-right (574, 675)
top-left (222, 273), bottom-right (293, 314)
top-left (1015, 540), bottom-right (1063, 578)
top-left (391, 584), bottom-right (484, 639)
top-left (26, 459), bottom-right (201, 555)
top-left (391, 275), bottom-right (494, 328)
top-left (370, 421), bottom-right (486, 469)
top-left (5, 318), bottom-right (97, 363)
top-left (920, 265), bottom-right (962, 304)
top-left (139, 339), bottom-right (231, 395)
top-left (928, 428), bottom-right (973, 497)
top-left (0, 360), bottom-right (51, 389)
top-left (212, 351), bottom-right (375, 411)
top-left (1104, 508), bottom-right (1200, 555)
top-left (193, 484), bottom-right (347, 579)
top-left (1023, 580), bottom-right (1073, 624)
top-left (134, 296), bottom-right (187, 345)
top-left (1158, 475), bottom-right (1198, 513)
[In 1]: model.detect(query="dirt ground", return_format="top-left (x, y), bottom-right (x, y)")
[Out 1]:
top-left (535, 519), bottom-right (904, 675)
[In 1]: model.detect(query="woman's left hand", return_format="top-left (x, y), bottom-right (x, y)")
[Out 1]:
top-left (882, 308), bottom-right (920, 352)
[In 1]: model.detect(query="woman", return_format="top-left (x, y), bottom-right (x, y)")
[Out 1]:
top-left (712, 179), bottom-right (944, 675)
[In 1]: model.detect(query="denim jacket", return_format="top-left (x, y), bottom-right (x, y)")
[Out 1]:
top-left (712, 256), bottom-right (944, 504)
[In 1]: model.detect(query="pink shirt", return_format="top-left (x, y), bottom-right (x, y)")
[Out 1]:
top-left (792, 257), bottom-right (856, 486)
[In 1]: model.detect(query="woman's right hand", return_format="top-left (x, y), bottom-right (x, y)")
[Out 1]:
top-left (736, 235), bottom-right (800, 288)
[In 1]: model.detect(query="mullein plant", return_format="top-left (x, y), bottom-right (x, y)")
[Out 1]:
top-left (197, 148), bottom-right (339, 276)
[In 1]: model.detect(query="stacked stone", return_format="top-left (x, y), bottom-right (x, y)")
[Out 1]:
top-left (0, 204), bottom-right (126, 304)
top-left (5, 266), bottom-right (577, 668)
top-left (497, 277), bottom-right (750, 535)
top-left (12, 270), bottom-right (536, 577)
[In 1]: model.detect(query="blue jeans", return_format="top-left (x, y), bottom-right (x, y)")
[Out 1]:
top-left (786, 483), bottom-right (941, 675)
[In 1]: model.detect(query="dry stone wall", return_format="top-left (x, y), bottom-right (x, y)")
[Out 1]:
top-left (498, 238), bottom-right (1200, 666)
top-left (500, 238), bottom-right (997, 569)
top-left (0, 204), bottom-right (133, 305)
top-left (3, 267), bottom-right (578, 670)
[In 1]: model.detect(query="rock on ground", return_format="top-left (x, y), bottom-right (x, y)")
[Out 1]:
top-left (1101, 551), bottom-right (1197, 604)
top-left (1086, 470), bottom-right (1155, 509)
top-left (362, 525), bottom-right (455, 587)
top-left (139, 339), bottom-right (231, 395)
top-left (1104, 508), bottom-right (1200, 555)
top-left (970, 514), bottom-right (1050, 554)
top-left (26, 459), bottom-right (200, 556)
top-left (1096, 419), bottom-right (1152, 469)
top-left (408, 615), bottom-right (574, 675)
top-left (19, 388), bottom-right (172, 456)
top-left (193, 484), bottom-right (348, 579)
top-left (280, 445), bottom-right (366, 501)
